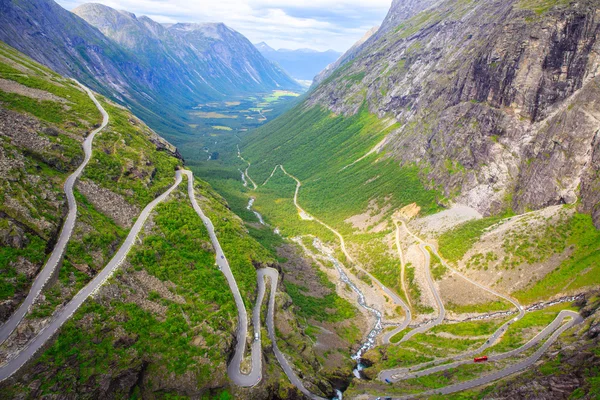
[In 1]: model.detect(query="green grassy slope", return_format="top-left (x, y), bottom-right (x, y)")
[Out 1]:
top-left (231, 105), bottom-right (442, 305)
top-left (3, 185), bottom-right (240, 398)
top-left (0, 40), bottom-right (183, 320)
top-left (437, 208), bottom-right (600, 303)
top-left (0, 41), bottom-right (99, 311)
top-left (0, 41), bottom-right (276, 398)
top-left (242, 105), bottom-right (442, 230)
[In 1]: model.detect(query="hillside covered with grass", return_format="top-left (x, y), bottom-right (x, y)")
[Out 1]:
top-left (0, 41), bottom-right (295, 399)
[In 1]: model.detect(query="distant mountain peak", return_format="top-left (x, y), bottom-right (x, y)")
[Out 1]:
top-left (73, 3), bottom-right (136, 20)
top-left (255, 42), bottom-right (275, 52)
top-left (255, 43), bottom-right (339, 55)
top-left (255, 43), bottom-right (342, 82)
top-left (117, 9), bottom-right (136, 19)
top-left (169, 22), bottom-right (228, 31)
top-left (0, 0), bottom-right (300, 143)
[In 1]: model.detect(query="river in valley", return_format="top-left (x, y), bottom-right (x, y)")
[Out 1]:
top-left (246, 199), bottom-right (377, 397)
top-left (246, 198), bottom-right (265, 225)
top-left (311, 238), bottom-right (383, 379)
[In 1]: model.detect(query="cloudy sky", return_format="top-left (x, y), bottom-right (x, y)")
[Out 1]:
top-left (56, 0), bottom-right (391, 52)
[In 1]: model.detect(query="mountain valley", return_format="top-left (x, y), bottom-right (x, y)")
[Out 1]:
top-left (0, 0), bottom-right (599, 399)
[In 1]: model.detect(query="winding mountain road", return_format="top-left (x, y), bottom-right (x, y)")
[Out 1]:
top-left (258, 268), bottom-right (327, 400)
top-left (379, 306), bottom-right (564, 384)
top-left (265, 162), bottom-right (582, 397)
top-left (395, 243), bottom-right (446, 343)
top-left (0, 76), bottom-right (581, 398)
top-left (183, 170), bottom-right (325, 397)
top-left (0, 171), bottom-right (183, 382)
top-left (0, 81), bottom-right (108, 345)
top-left (374, 310), bottom-right (582, 399)
top-left (262, 165), bottom-right (280, 186)
top-left (237, 146), bottom-right (257, 190)
top-left (277, 165), bottom-right (412, 333)
top-left (393, 221), bottom-right (411, 311)
top-left (401, 221), bottom-right (524, 344)
top-left (182, 170), bottom-right (262, 387)
top-left (402, 221), bottom-right (524, 316)
top-left (378, 221), bottom-right (527, 381)
top-left (375, 222), bottom-right (583, 398)
top-left (0, 164), bottom-right (326, 398)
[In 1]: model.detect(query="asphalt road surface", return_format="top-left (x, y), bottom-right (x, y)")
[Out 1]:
top-left (380, 309), bottom-right (578, 383)
top-left (373, 311), bottom-right (582, 399)
top-left (0, 82), bottom-right (109, 345)
top-left (0, 171), bottom-right (182, 382)
top-left (181, 170), bottom-right (261, 387)
top-left (256, 162), bottom-right (582, 400)
top-left (395, 243), bottom-right (446, 344)
top-left (278, 165), bottom-right (412, 341)
top-left (258, 268), bottom-right (327, 400)
top-left (401, 222), bottom-right (524, 315)
top-left (184, 170), bottom-right (325, 397)
top-left (379, 222), bottom-right (527, 382)
top-left (375, 219), bottom-right (584, 397)
top-left (0, 98), bottom-right (576, 399)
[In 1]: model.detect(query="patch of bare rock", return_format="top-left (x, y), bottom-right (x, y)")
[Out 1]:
top-left (77, 179), bottom-right (140, 228)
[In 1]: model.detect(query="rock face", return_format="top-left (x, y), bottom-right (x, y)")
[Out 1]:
top-left (313, 26), bottom-right (379, 85)
top-left (76, 179), bottom-right (140, 229)
top-left (377, 0), bottom-right (442, 35)
top-left (0, 0), bottom-right (300, 138)
top-left (314, 0), bottom-right (440, 85)
top-left (307, 0), bottom-right (600, 226)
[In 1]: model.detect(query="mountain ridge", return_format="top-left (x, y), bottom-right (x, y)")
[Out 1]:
top-left (255, 41), bottom-right (342, 81)
top-left (73, 2), bottom-right (300, 95)
top-left (304, 0), bottom-right (600, 227)
top-left (313, 26), bottom-right (379, 85)
top-left (0, 40), bottom-right (309, 399)
top-left (0, 0), bottom-right (300, 142)
top-left (1, 0), bottom-right (600, 398)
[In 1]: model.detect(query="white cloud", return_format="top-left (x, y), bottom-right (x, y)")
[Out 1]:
top-left (57, 0), bottom-right (391, 52)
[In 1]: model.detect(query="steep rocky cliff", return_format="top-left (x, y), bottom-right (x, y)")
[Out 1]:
top-left (306, 0), bottom-right (600, 227)
top-left (313, 26), bottom-right (379, 85)
top-left (314, 0), bottom-right (440, 85)
top-left (377, 0), bottom-right (442, 35)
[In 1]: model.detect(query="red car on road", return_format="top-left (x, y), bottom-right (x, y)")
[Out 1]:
top-left (474, 356), bottom-right (488, 363)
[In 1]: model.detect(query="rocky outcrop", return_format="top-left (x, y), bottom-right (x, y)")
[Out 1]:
top-left (307, 0), bottom-right (600, 225)
top-left (77, 179), bottom-right (140, 228)
top-left (579, 126), bottom-right (600, 228)
top-left (313, 26), bottom-right (379, 85)
top-left (589, 322), bottom-right (600, 338)
top-left (378, 0), bottom-right (442, 35)
top-left (314, 0), bottom-right (441, 86)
